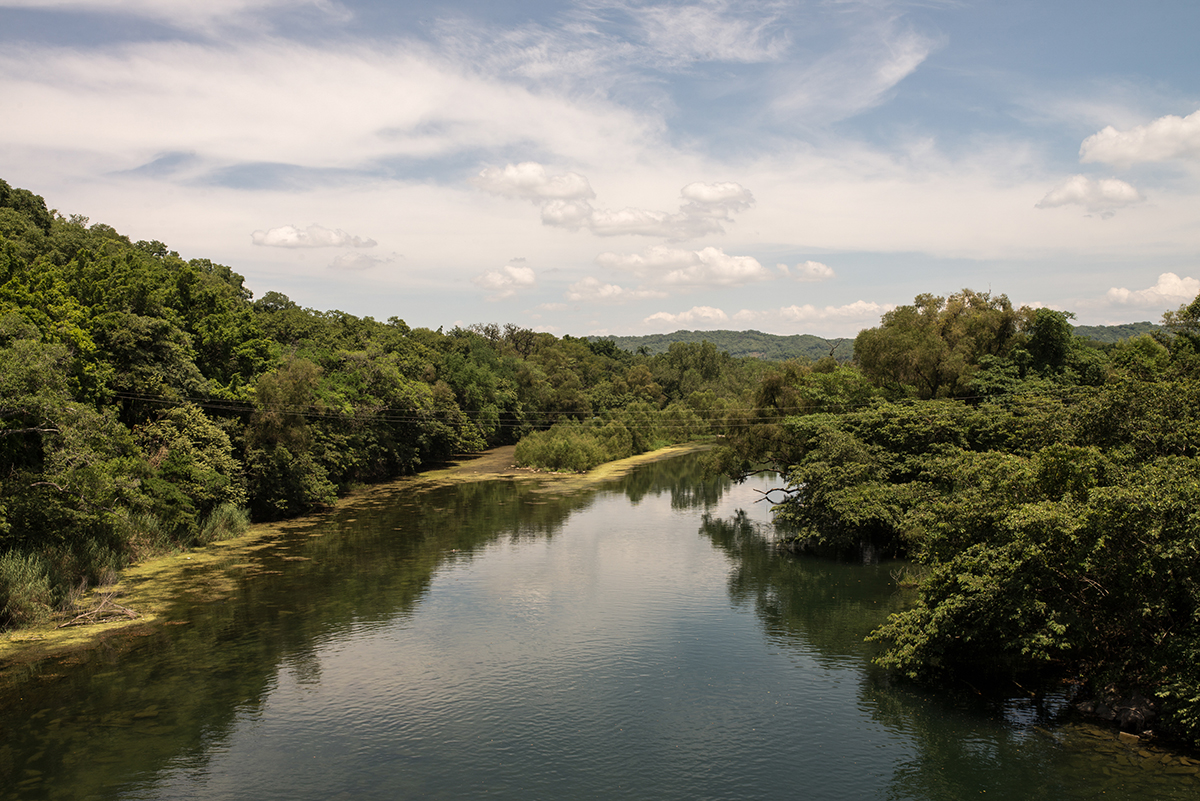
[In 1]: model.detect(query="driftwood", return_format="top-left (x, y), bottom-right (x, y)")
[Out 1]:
top-left (57, 594), bottom-right (139, 628)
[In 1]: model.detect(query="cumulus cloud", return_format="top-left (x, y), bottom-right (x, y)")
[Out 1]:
top-left (644, 306), bottom-right (729, 326)
top-left (596, 245), bottom-right (771, 287)
top-left (1080, 109), bottom-right (1200, 167)
top-left (251, 224), bottom-right (377, 248)
top-left (472, 263), bottom-right (536, 300)
top-left (476, 163), bottom-right (754, 240)
top-left (472, 162), bottom-right (595, 201)
top-left (1106, 272), bottom-right (1200, 308)
top-left (780, 260), bottom-right (835, 281)
top-left (565, 276), bottom-right (665, 303)
top-left (1035, 175), bottom-right (1143, 217)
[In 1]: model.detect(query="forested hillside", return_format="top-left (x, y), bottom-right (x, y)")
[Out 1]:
top-left (714, 288), bottom-right (1200, 745)
top-left (593, 329), bottom-right (853, 361)
top-left (1073, 321), bottom-right (1160, 343)
top-left (0, 179), bottom-right (766, 629)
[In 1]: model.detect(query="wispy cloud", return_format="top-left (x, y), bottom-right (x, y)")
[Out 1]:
top-left (0, 0), bottom-right (351, 33)
top-left (0, 41), bottom-right (653, 179)
top-left (329, 252), bottom-right (396, 271)
top-left (771, 19), bottom-right (936, 124)
top-left (624, 0), bottom-right (790, 67)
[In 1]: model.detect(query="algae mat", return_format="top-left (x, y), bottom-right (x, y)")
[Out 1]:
top-left (0, 441), bottom-right (713, 676)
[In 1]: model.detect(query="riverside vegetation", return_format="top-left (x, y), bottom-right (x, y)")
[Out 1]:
top-left (712, 288), bottom-right (1200, 746)
top-left (4, 178), bottom-right (1200, 747)
top-left (0, 179), bottom-right (767, 630)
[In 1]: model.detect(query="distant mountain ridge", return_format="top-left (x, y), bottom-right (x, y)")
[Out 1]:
top-left (592, 322), bottom-right (1162, 362)
top-left (1071, 321), bottom-right (1160, 343)
top-left (590, 330), bottom-right (853, 361)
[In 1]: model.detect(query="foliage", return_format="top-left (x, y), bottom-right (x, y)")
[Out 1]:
top-left (0, 178), bottom-right (776, 628)
top-left (715, 285), bottom-right (1200, 745)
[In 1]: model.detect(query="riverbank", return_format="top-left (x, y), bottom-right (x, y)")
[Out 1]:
top-left (0, 442), bottom-right (712, 675)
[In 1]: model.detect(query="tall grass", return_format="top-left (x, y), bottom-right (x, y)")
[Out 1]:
top-left (0, 550), bottom-right (54, 628)
top-left (196, 503), bottom-right (251, 545)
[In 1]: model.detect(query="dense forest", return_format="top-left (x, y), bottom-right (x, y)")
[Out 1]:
top-left (713, 288), bottom-right (1200, 745)
top-left (5, 177), bottom-right (1200, 746)
top-left (0, 178), bottom-right (771, 630)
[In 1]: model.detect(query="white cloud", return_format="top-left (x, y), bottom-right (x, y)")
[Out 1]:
top-left (476, 164), bottom-right (754, 239)
top-left (472, 264), bottom-right (536, 300)
top-left (564, 276), bottom-right (665, 303)
top-left (783, 260), bottom-right (835, 282)
top-left (596, 245), bottom-right (771, 288)
top-left (329, 252), bottom-right (395, 271)
top-left (1080, 109), bottom-right (1200, 167)
top-left (472, 162), bottom-right (595, 201)
top-left (251, 223), bottom-right (376, 248)
top-left (1035, 175), bottom-right (1143, 217)
top-left (644, 306), bottom-right (729, 326)
top-left (1106, 272), bottom-right (1200, 308)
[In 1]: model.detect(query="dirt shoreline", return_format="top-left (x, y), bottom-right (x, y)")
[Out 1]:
top-left (0, 441), bottom-right (712, 674)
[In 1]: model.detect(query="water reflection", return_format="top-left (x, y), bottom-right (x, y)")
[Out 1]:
top-left (697, 505), bottom-right (1200, 800)
top-left (2, 454), bottom-right (1198, 800)
top-left (0, 473), bottom-right (603, 800)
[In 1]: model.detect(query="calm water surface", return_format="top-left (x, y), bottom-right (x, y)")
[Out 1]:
top-left (2, 453), bottom-right (1198, 800)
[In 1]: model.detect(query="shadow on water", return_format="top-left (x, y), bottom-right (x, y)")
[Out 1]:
top-left (0, 475), bottom-right (607, 800)
top-left (0, 454), bottom-right (736, 800)
top-left (4, 453), bottom-right (1199, 800)
top-left (697, 507), bottom-right (1200, 800)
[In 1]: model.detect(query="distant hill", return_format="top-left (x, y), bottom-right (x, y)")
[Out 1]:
top-left (1072, 321), bottom-right (1160, 343)
top-left (590, 329), bottom-right (853, 361)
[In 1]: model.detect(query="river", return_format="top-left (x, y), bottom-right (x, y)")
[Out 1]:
top-left (2, 451), bottom-right (1197, 800)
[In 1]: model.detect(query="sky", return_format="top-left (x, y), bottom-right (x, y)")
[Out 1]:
top-left (1, 0), bottom-right (1197, 338)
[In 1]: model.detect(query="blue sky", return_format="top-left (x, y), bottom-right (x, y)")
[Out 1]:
top-left (1, 0), bottom-right (1197, 337)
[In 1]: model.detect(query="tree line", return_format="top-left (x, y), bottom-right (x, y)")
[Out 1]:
top-left (714, 287), bottom-right (1200, 745)
top-left (7, 176), bottom-right (1200, 747)
top-left (0, 178), bottom-right (769, 628)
